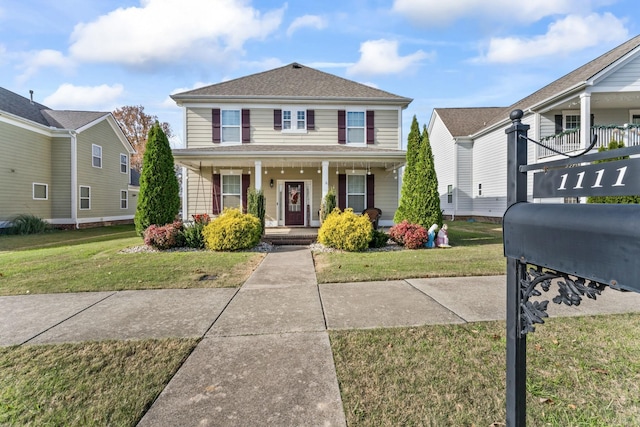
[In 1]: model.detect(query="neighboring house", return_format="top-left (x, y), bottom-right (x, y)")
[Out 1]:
top-left (171, 63), bottom-right (412, 227)
top-left (0, 87), bottom-right (137, 229)
top-left (429, 34), bottom-right (640, 221)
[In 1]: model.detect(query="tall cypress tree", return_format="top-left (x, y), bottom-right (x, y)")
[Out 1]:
top-left (394, 117), bottom-right (443, 228)
top-left (134, 122), bottom-right (180, 235)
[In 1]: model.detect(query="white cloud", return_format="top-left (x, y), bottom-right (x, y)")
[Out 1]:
top-left (392, 0), bottom-right (608, 26)
top-left (43, 83), bottom-right (124, 110)
top-left (478, 13), bottom-right (629, 63)
top-left (69, 0), bottom-right (284, 67)
top-left (17, 49), bottom-right (75, 83)
top-left (347, 39), bottom-right (431, 76)
top-left (286, 15), bottom-right (327, 37)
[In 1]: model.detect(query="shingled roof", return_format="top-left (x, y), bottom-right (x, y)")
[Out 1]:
top-left (477, 34), bottom-right (640, 134)
top-left (434, 107), bottom-right (506, 137)
top-left (0, 87), bottom-right (108, 130)
top-left (172, 62), bottom-right (412, 105)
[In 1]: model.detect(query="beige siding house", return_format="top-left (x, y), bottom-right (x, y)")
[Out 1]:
top-left (429, 35), bottom-right (640, 221)
top-left (172, 63), bottom-right (412, 227)
top-left (0, 87), bottom-right (137, 228)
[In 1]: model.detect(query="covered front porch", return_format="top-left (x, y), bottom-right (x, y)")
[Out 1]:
top-left (173, 145), bottom-right (406, 228)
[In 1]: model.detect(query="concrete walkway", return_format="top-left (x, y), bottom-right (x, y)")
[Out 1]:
top-left (2, 246), bottom-right (640, 426)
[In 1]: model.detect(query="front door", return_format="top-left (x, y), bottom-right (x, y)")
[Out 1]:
top-left (285, 182), bottom-right (304, 226)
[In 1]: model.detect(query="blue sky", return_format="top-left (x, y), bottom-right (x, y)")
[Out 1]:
top-left (1, 0), bottom-right (637, 146)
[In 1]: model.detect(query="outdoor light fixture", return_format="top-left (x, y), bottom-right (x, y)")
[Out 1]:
top-left (264, 169), bottom-right (268, 175)
top-left (270, 179), bottom-right (274, 188)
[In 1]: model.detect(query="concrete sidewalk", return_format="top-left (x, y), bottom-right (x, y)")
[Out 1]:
top-left (2, 246), bottom-right (640, 426)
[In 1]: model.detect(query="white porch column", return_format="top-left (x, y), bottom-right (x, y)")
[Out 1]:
top-left (254, 160), bottom-right (262, 190)
top-left (580, 91), bottom-right (591, 149)
top-left (322, 160), bottom-right (329, 198)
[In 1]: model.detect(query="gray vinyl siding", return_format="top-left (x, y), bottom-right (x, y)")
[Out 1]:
top-left (185, 167), bottom-right (213, 219)
top-left (472, 129), bottom-right (507, 217)
top-left (76, 120), bottom-right (132, 219)
top-left (51, 136), bottom-right (71, 218)
top-left (456, 141), bottom-right (473, 214)
top-left (185, 107), bottom-right (400, 148)
top-left (0, 121), bottom-right (52, 221)
top-left (597, 54), bottom-right (640, 90)
top-left (429, 113), bottom-right (456, 214)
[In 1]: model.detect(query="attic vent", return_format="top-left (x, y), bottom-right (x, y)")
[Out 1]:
top-left (292, 63), bottom-right (302, 69)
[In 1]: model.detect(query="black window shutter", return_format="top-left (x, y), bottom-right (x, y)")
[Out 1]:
top-left (274, 109), bottom-right (282, 130)
top-left (212, 173), bottom-right (221, 214)
top-left (338, 110), bottom-right (346, 144)
top-left (242, 109), bottom-right (250, 143)
top-left (338, 174), bottom-right (346, 210)
top-left (307, 110), bottom-right (315, 130)
top-left (554, 114), bottom-right (563, 133)
top-left (366, 110), bottom-right (374, 144)
top-left (242, 174), bottom-right (250, 213)
top-left (590, 114), bottom-right (594, 127)
top-left (366, 174), bottom-right (375, 208)
top-left (212, 109), bottom-right (221, 143)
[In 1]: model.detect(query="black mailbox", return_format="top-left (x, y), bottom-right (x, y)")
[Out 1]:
top-left (503, 203), bottom-right (640, 293)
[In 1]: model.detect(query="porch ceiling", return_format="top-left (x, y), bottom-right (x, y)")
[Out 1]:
top-left (173, 145), bottom-right (407, 171)
top-left (547, 91), bottom-right (640, 111)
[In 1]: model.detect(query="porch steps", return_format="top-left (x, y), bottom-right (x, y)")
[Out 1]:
top-left (261, 235), bottom-right (317, 246)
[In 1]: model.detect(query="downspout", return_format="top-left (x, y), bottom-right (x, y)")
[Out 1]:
top-left (70, 131), bottom-right (78, 228)
top-left (453, 138), bottom-right (459, 222)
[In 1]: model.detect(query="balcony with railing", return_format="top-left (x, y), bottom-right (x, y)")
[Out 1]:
top-left (538, 124), bottom-right (640, 158)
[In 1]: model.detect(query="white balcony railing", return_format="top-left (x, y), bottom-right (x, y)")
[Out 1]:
top-left (538, 125), bottom-right (640, 158)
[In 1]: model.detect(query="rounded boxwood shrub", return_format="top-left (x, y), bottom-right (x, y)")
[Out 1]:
top-left (389, 220), bottom-right (427, 249)
top-left (202, 208), bottom-right (261, 251)
top-left (318, 208), bottom-right (373, 252)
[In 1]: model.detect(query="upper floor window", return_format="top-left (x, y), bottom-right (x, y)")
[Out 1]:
top-left (120, 154), bottom-right (128, 174)
top-left (92, 144), bottom-right (102, 168)
top-left (282, 109), bottom-right (306, 132)
top-left (347, 111), bottom-right (365, 144)
top-left (221, 110), bottom-right (241, 143)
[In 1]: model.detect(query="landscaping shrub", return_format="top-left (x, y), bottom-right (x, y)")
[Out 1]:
top-left (369, 229), bottom-right (389, 248)
top-left (389, 220), bottom-right (428, 249)
top-left (10, 214), bottom-right (50, 235)
top-left (143, 221), bottom-right (185, 250)
top-left (183, 214), bottom-right (210, 249)
top-left (202, 208), bottom-right (261, 251)
top-left (319, 187), bottom-right (337, 223)
top-left (318, 208), bottom-right (373, 252)
top-left (247, 189), bottom-right (266, 234)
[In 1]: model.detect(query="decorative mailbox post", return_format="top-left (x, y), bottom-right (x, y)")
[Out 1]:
top-left (503, 109), bottom-right (640, 426)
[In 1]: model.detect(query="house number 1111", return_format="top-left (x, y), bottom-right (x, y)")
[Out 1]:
top-left (557, 166), bottom-right (627, 191)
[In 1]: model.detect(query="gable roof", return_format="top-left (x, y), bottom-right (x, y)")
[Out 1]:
top-left (0, 87), bottom-right (109, 130)
top-left (172, 62), bottom-right (412, 106)
top-left (476, 34), bottom-right (640, 135)
top-left (434, 107), bottom-right (505, 137)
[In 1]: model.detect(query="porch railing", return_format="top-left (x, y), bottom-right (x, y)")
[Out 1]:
top-left (538, 124), bottom-right (640, 158)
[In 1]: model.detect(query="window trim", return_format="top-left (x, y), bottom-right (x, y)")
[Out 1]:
top-left (346, 171), bottom-right (366, 211)
top-left (92, 144), bottom-right (102, 168)
top-left (120, 153), bottom-right (128, 174)
top-left (221, 172), bottom-right (242, 210)
top-left (33, 182), bottom-right (48, 200)
top-left (120, 190), bottom-right (128, 209)
top-left (447, 185), bottom-right (453, 204)
top-left (79, 186), bottom-right (91, 210)
top-left (221, 109), bottom-right (241, 145)
top-left (629, 109), bottom-right (640, 125)
top-left (281, 107), bottom-right (307, 133)
top-left (346, 111), bottom-right (366, 145)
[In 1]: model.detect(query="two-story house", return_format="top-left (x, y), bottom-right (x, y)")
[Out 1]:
top-left (0, 87), bottom-right (137, 229)
top-left (429, 34), bottom-right (640, 221)
top-left (171, 63), bottom-right (412, 227)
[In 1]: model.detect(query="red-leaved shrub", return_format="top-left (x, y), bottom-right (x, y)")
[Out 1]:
top-left (389, 220), bottom-right (428, 249)
top-left (143, 221), bottom-right (185, 250)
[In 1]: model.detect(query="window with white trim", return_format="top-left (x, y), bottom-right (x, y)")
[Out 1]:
top-left (478, 183), bottom-right (482, 196)
top-left (120, 154), bottom-right (128, 174)
top-left (92, 144), bottom-right (102, 168)
top-left (282, 108), bottom-right (306, 132)
top-left (447, 185), bottom-right (453, 204)
top-left (347, 111), bottom-right (365, 144)
top-left (563, 110), bottom-right (580, 130)
top-left (222, 174), bottom-right (242, 209)
top-left (120, 190), bottom-right (128, 209)
top-left (221, 110), bottom-right (241, 143)
top-left (33, 183), bottom-right (48, 200)
top-left (347, 174), bottom-right (366, 212)
top-left (80, 186), bottom-right (91, 210)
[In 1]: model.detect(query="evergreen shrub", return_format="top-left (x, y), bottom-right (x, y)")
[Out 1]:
top-left (318, 208), bottom-right (373, 252)
top-left (183, 214), bottom-right (210, 249)
top-left (143, 221), bottom-right (185, 250)
top-left (389, 220), bottom-right (428, 249)
top-left (202, 208), bottom-right (261, 251)
top-left (319, 187), bottom-right (337, 223)
top-left (369, 229), bottom-right (389, 248)
top-left (247, 189), bottom-right (266, 234)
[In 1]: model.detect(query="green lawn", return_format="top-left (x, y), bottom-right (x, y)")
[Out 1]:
top-left (314, 221), bottom-right (505, 283)
top-left (0, 225), bottom-right (264, 295)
